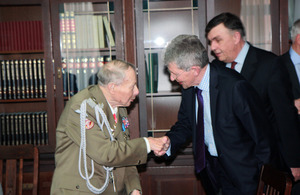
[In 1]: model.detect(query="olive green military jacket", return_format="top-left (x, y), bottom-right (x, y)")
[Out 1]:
top-left (51, 85), bottom-right (148, 195)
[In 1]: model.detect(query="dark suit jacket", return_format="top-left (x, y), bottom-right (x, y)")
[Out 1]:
top-left (214, 45), bottom-right (300, 168)
top-left (278, 51), bottom-right (300, 101)
top-left (167, 63), bottom-right (272, 194)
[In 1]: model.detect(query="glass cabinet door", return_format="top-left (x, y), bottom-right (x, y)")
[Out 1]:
top-left (138, 0), bottom-right (200, 138)
top-left (58, 1), bottom-right (117, 99)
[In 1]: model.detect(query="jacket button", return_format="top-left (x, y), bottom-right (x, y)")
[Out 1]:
top-left (76, 185), bottom-right (80, 189)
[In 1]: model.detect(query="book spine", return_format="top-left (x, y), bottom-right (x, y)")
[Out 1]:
top-left (40, 112), bottom-right (45, 145)
top-left (19, 60), bottom-right (26, 99)
top-left (18, 114), bottom-right (23, 145)
top-left (45, 112), bottom-right (48, 144)
top-left (102, 16), bottom-right (115, 47)
top-left (15, 60), bottom-right (21, 99)
top-left (28, 59), bottom-right (34, 98)
top-left (33, 59), bottom-right (39, 98)
top-left (88, 57), bottom-right (97, 85)
top-left (27, 113), bottom-right (32, 144)
top-left (23, 59), bottom-right (30, 99)
top-left (6, 114), bottom-right (10, 145)
top-left (75, 57), bottom-right (82, 91)
top-left (68, 58), bottom-right (77, 96)
top-left (37, 59), bottom-right (43, 98)
top-left (65, 11), bottom-right (71, 49)
top-left (42, 59), bottom-right (47, 97)
top-left (0, 114), bottom-right (5, 145)
top-left (93, 15), bottom-right (99, 49)
top-left (70, 11), bottom-right (76, 49)
top-left (10, 60), bottom-right (16, 99)
top-left (36, 113), bottom-right (40, 145)
top-left (81, 57), bottom-right (89, 89)
top-left (0, 60), bottom-right (3, 100)
top-left (14, 114), bottom-right (19, 145)
top-left (23, 113), bottom-right (28, 144)
top-left (60, 13), bottom-right (67, 50)
top-left (6, 60), bottom-right (12, 99)
top-left (1, 60), bottom-right (6, 100)
top-left (148, 53), bottom-right (159, 93)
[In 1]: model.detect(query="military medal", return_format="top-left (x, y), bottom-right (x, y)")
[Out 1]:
top-left (85, 119), bottom-right (94, 129)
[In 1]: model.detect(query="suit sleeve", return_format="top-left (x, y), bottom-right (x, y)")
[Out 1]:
top-left (268, 60), bottom-right (300, 167)
top-left (233, 80), bottom-right (272, 165)
top-left (124, 166), bottom-right (142, 194)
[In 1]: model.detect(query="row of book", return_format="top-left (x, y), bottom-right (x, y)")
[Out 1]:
top-left (60, 11), bottom-right (115, 50)
top-left (62, 55), bottom-right (114, 96)
top-left (0, 112), bottom-right (48, 146)
top-left (0, 21), bottom-right (44, 52)
top-left (0, 59), bottom-right (46, 100)
top-left (146, 53), bottom-right (159, 93)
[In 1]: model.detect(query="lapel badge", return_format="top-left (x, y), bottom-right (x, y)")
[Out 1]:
top-left (85, 119), bottom-right (94, 130)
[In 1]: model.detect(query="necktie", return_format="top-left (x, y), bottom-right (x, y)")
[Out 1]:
top-left (231, 61), bottom-right (237, 69)
top-left (195, 88), bottom-right (205, 173)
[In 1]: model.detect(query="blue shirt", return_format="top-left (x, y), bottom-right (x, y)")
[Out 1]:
top-left (196, 64), bottom-right (218, 156)
top-left (290, 47), bottom-right (300, 85)
top-left (226, 42), bottom-right (250, 73)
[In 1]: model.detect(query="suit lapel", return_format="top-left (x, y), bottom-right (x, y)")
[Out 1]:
top-left (209, 64), bottom-right (218, 133)
top-left (282, 52), bottom-right (300, 95)
top-left (240, 45), bottom-right (259, 81)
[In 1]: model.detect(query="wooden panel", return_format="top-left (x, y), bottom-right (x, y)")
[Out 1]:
top-left (140, 165), bottom-right (206, 195)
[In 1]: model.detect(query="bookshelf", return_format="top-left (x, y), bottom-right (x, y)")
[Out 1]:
top-left (0, 0), bottom-right (54, 153)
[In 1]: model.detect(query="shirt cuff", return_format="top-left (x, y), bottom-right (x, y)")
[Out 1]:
top-left (143, 137), bottom-right (151, 153)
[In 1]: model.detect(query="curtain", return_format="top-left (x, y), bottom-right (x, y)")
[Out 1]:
top-left (240, 0), bottom-right (272, 51)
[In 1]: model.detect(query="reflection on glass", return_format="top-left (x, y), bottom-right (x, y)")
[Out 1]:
top-left (59, 2), bottom-right (116, 99)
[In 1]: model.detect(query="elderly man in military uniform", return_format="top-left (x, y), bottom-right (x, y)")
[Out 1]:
top-left (51, 59), bottom-right (169, 195)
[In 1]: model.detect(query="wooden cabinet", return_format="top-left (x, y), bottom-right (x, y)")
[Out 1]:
top-left (0, 0), bottom-right (55, 153)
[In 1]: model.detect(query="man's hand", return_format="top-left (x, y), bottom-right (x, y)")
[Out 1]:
top-left (291, 167), bottom-right (300, 181)
top-left (294, 98), bottom-right (300, 114)
top-left (147, 136), bottom-right (170, 156)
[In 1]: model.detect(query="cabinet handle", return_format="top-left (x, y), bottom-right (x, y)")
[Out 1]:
top-left (57, 68), bottom-right (62, 79)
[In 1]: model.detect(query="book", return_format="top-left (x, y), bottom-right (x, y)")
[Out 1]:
top-left (23, 59), bottom-right (30, 99)
top-left (69, 11), bottom-right (76, 49)
top-left (102, 16), bottom-right (115, 47)
top-left (74, 57), bottom-right (82, 91)
top-left (36, 113), bottom-right (40, 145)
top-left (42, 59), bottom-right (47, 97)
top-left (10, 60), bottom-right (16, 99)
top-left (40, 112), bottom-right (45, 145)
top-left (61, 58), bottom-right (67, 97)
top-left (147, 53), bottom-right (159, 93)
top-left (68, 58), bottom-right (77, 96)
top-left (65, 11), bottom-right (71, 49)
top-left (88, 57), bottom-right (97, 85)
top-left (92, 15), bottom-right (99, 49)
top-left (15, 60), bottom-right (21, 99)
top-left (28, 59), bottom-right (34, 98)
top-left (45, 112), bottom-right (48, 144)
top-left (0, 113), bottom-right (5, 145)
top-left (81, 57), bottom-right (89, 89)
top-left (59, 13), bottom-right (67, 50)
top-left (37, 59), bottom-right (44, 98)
top-left (6, 60), bottom-right (12, 99)
top-left (27, 113), bottom-right (32, 144)
top-left (14, 114), bottom-right (19, 145)
top-left (32, 59), bottom-right (39, 98)
top-left (18, 114), bottom-right (23, 145)
top-left (19, 60), bottom-right (25, 99)
top-left (0, 60), bottom-right (3, 100)
top-left (97, 15), bottom-right (105, 48)
top-left (23, 113), bottom-right (28, 144)
top-left (6, 114), bottom-right (10, 145)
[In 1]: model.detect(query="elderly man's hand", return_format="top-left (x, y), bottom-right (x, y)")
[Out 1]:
top-left (147, 136), bottom-right (170, 156)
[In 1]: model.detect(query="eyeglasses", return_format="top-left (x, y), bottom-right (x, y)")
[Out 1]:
top-left (169, 70), bottom-right (185, 80)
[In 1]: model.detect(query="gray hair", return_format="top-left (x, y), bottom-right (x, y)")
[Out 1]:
top-left (97, 59), bottom-right (135, 86)
top-left (164, 35), bottom-right (209, 70)
top-left (291, 19), bottom-right (300, 42)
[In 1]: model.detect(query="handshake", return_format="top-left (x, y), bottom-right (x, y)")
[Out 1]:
top-left (147, 136), bottom-right (170, 156)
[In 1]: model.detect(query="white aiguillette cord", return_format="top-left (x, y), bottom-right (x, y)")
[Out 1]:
top-left (78, 99), bottom-right (116, 194)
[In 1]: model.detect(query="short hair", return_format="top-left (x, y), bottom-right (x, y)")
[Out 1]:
top-left (205, 12), bottom-right (246, 39)
top-left (164, 35), bottom-right (209, 70)
top-left (97, 59), bottom-right (136, 86)
top-left (291, 19), bottom-right (300, 42)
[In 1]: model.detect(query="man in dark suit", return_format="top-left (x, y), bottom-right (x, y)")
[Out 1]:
top-left (278, 19), bottom-right (300, 194)
top-left (278, 19), bottom-right (300, 121)
top-left (205, 12), bottom-right (300, 187)
top-left (162, 34), bottom-right (273, 194)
